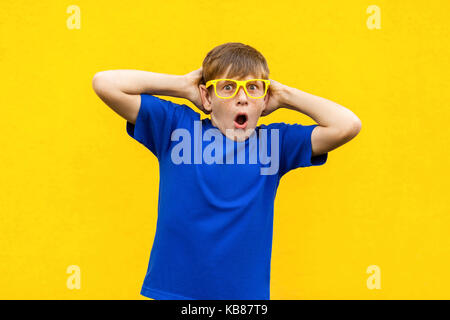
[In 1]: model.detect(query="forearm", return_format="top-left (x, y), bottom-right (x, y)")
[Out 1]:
top-left (279, 85), bottom-right (361, 132)
top-left (93, 69), bottom-right (189, 99)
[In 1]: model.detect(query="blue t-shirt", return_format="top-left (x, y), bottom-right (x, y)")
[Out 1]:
top-left (126, 94), bottom-right (328, 300)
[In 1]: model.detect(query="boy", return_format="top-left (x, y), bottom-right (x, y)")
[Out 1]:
top-left (92, 42), bottom-right (361, 300)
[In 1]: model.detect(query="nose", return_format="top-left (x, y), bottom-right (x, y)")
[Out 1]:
top-left (235, 85), bottom-right (248, 102)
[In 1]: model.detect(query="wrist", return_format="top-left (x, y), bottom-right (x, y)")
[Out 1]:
top-left (179, 74), bottom-right (192, 100)
top-left (278, 84), bottom-right (293, 110)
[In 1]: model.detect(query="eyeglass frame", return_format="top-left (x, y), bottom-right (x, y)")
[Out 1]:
top-left (205, 78), bottom-right (271, 99)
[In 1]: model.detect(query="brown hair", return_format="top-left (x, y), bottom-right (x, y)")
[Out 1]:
top-left (201, 42), bottom-right (270, 93)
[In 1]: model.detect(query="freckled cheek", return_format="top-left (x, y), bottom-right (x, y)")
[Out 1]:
top-left (252, 105), bottom-right (264, 117)
top-left (215, 104), bottom-right (232, 122)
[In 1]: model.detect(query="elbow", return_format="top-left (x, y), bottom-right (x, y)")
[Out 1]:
top-left (92, 71), bottom-right (113, 95)
top-left (351, 118), bottom-right (362, 134)
top-left (92, 72), bottom-right (103, 94)
top-left (339, 118), bottom-right (362, 140)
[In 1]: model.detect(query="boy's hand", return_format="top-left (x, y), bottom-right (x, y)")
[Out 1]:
top-left (184, 67), bottom-right (211, 115)
top-left (261, 79), bottom-right (286, 117)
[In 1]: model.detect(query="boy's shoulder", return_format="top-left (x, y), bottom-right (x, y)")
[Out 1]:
top-left (142, 93), bottom-right (201, 121)
top-left (257, 121), bottom-right (287, 131)
top-left (178, 103), bottom-right (201, 121)
top-left (257, 121), bottom-right (313, 130)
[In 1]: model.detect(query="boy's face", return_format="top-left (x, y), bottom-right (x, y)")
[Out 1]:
top-left (199, 71), bottom-right (269, 142)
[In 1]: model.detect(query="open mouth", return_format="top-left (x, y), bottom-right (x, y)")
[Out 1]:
top-left (234, 113), bottom-right (248, 129)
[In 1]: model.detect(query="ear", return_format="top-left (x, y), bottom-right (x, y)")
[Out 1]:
top-left (199, 84), bottom-right (213, 113)
top-left (263, 87), bottom-right (270, 105)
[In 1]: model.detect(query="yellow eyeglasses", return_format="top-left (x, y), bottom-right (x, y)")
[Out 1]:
top-left (205, 79), bottom-right (271, 99)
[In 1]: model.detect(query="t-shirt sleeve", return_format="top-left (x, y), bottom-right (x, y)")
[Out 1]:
top-left (126, 93), bottom-right (197, 159)
top-left (278, 123), bottom-right (328, 177)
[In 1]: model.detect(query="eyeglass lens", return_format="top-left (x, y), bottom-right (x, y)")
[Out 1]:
top-left (216, 80), bottom-right (266, 98)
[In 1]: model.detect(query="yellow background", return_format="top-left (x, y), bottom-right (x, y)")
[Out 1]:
top-left (1, 0), bottom-right (449, 299)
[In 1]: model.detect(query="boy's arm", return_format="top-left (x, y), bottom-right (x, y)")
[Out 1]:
top-left (269, 80), bottom-right (362, 156)
top-left (92, 70), bottom-right (195, 124)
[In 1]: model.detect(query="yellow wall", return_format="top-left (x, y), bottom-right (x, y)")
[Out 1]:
top-left (1, 0), bottom-right (448, 299)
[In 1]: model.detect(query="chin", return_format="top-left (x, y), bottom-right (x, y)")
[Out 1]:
top-left (230, 126), bottom-right (257, 142)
